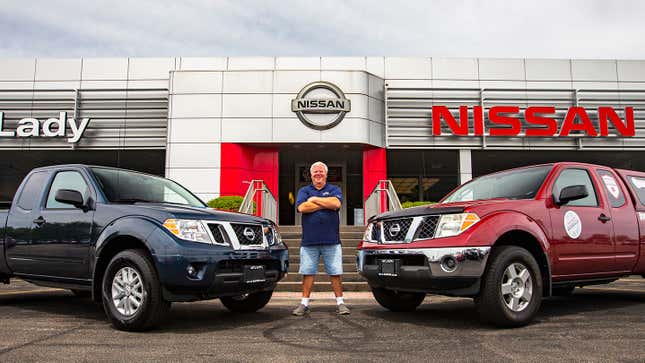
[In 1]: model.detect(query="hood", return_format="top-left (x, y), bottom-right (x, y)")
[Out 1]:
top-left (112, 203), bottom-right (269, 224)
top-left (369, 198), bottom-right (526, 222)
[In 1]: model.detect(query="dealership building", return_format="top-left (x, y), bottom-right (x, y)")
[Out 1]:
top-left (1, 57), bottom-right (644, 225)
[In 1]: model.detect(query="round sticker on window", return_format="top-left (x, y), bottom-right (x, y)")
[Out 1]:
top-left (564, 211), bottom-right (582, 239)
top-left (601, 174), bottom-right (620, 199)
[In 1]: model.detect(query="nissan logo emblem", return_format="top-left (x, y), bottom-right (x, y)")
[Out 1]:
top-left (389, 224), bottom-right (401, 236)
top-left (243, 227), bottom-right (256, 241)
top-left (291, 81), bottom-right (351, 130)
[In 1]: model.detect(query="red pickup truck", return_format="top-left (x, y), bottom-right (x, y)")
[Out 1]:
top-left (358, 162), bottom-right (645, 327)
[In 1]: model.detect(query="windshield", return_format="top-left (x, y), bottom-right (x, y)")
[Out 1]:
top-left (91, 167), bottom-right (206, 208)
top-left (443, 165), bottom-right (553, 203)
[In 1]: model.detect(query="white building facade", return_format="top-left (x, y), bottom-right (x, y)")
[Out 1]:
top-left (1, 57), bottom-right (644, 225)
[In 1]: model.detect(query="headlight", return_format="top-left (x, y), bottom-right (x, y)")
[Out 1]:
top-left (435, 213), bottom-right (480, 238)
top-left (163, 219), bottom-right (213, 244)
top-left (266, 224), bottom-right (287, 249)
top-left (363, 223), bottom-right (374, 241)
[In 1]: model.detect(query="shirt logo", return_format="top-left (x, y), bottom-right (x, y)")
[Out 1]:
top-left (323, 191), bottom-right (330, 196)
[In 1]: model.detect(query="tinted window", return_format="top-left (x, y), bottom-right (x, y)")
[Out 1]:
top-left (46, 171), bottom-right (90, 209)
top-left (627, 176), bottom-right (645, 206)
top-left (16, 172), bottom-right (48, 210)
top-left (596, 170), bottom-right (625, 208)
top-left (553, 169), bottom-right (598, 207)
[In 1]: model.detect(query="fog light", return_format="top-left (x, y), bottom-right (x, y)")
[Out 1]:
top-left (440, 256), bottom-right (458, 273)
top-left (187, 264), bottom-right (198, 278)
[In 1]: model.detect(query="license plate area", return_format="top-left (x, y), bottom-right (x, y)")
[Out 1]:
top-left (243, 265), bottom-right (266, 283)
top-left (378, 259), bottom-right (400, 277)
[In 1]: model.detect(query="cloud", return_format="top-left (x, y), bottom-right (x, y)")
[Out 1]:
top-left (0, 0), bottom-right (644, 58)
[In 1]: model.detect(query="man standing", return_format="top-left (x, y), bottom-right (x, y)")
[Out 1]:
top-left (292, 161), bottom-right (350, 315)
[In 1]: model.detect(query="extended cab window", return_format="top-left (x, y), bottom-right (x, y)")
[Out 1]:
top-left (16, 171), bottom-right (48, 210)
top-left (552, 169), bottom-right (598, 207)
top-left (596, 170), bottom-right (625, 208)
top-left (46, 171), bottom-right (90, 209)
top-left (627, 176), bottom-right (645, 206)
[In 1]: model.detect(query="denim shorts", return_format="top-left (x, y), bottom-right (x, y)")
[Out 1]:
top-left (299, 244), bottom-right (343, 276)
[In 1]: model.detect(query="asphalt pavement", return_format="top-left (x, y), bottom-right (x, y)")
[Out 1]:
top-left (0, 277), bottom-right (643, 362)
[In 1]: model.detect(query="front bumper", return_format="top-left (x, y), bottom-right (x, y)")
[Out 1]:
top-left (148, 224), bottom-right (289, 302)
top-left (357, 247), bottom-right (490, 296)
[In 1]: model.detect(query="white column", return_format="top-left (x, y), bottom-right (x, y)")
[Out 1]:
top-left (459, 149), bottom-right (472, 184)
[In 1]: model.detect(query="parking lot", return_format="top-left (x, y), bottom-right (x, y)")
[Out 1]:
top-left (0, 277), bottom-right (643, 362)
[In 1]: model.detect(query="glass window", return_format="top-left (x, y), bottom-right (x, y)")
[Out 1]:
top-left (596, 170), bottom-right (625, 208)
top-left (627, 176), bottom-right (645, 206)
top-left (16, 172), bottom-right (48, 210)
top-left (46, 171), bottom-right (90, 209)
top-left (552, 169), bottom-right (598, 207)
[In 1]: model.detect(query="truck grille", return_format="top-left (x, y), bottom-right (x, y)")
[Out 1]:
top-left (382, 218), bottom-right (413, 242)
top-left (415, 216), bottom-right (440, 240)
top-left (231, 223), bottom-right (263, 245)
top-left (207, 223), bottom-right (227, 244)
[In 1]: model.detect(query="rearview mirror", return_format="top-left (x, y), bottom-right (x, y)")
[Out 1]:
top-left (55, 189), bottom-right (85, 209)
top-left (556, 185), bottom-right (588, 205)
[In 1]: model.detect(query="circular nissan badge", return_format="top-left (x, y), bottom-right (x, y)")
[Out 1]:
top-left (291, 81), bottom-right (351, 130)
top-left (564, 211), bottom-right (582, 239)
top-left (389, 224), bottom-right (401, 236)
top-left (243, 227), bottom-right (256, 241)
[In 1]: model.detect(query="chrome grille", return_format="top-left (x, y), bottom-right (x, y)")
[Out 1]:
top-left (382, 218), bottom-right (413, 242)
top-left (231, 224), bottom-right (263, 245)
top-left (416, 216), bottom-right (440, 240)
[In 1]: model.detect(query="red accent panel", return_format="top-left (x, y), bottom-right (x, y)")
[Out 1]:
top-left (220, 143), bottom-right (279, 199)
top-left (363, 146), bottom-right (387, 200)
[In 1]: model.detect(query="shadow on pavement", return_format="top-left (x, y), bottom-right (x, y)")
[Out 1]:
top-left (362, 288), bottom-right (645, 330)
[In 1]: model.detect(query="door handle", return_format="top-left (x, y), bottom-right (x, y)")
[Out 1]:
top-left (33, 216), bottom-right (46, 226)
top-left (598, 214), bottom-right (611, 223)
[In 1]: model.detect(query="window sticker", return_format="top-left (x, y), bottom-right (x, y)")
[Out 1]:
top-left (601, 174), bottom-right (620, 199)
top-left (564, 210), bottom-right (582, 239)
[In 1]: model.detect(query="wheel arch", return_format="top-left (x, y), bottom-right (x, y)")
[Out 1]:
top-left (491, 229), bottom-right (552, 297)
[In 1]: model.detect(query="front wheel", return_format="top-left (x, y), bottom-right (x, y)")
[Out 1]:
top-left (371, 287), bottom-right (425, 312)
top-left (220, 290), bottom-right (273, 313)
top-left (475, 246), bottom-right (543, 327)
top-left (102, 249), bottom-right (170, 331)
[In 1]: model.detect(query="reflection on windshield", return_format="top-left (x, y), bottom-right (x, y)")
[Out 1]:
top-left (443, 165), bottom-right (552, 203)
top-left (91, 167), bottom-right (206, 208)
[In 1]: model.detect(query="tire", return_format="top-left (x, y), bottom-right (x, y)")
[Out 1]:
top-left (371, 287), bottom-right (425, 312)
top-left (70, 289), bottom-right (91, 298)
top-left (101, 249), bottom-right (170, 331)
top-left (552, 286), bottom-right (575, 297)
top-left (475, 246), bottom-right (543, 328)
top-left (220, 290), bottom-right (273, 313)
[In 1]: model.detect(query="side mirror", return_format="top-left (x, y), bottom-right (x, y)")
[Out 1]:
top-left (55, 189), bottom-right (85, 209)
top-left (556, 185), bottom-right (588, 205)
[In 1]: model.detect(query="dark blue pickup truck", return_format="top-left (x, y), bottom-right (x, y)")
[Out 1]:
top-left (0, 165), bottom-right (288, 331)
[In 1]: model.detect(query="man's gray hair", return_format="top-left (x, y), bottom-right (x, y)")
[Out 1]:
top-left (310, 161), bottom-right (328, 173)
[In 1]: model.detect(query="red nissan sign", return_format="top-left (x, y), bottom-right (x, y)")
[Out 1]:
top-left (432, 106), bottom-right (635, 137)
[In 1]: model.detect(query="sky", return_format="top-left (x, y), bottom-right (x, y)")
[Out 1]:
top-left (1, 0), bottom-right (644, 59)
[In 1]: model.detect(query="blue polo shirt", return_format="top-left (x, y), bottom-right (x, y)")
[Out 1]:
top-left (296, 183), bottom-right (343, 246)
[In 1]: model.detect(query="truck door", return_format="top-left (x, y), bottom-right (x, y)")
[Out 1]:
top-left (5, 171), bottom-right (50, 274)
top-left (594, 168), bottom-right (639, 272)
top-left (29, 170), bottom-right (94, 279)
top-left (548, 167), bottom-right (614, 277)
